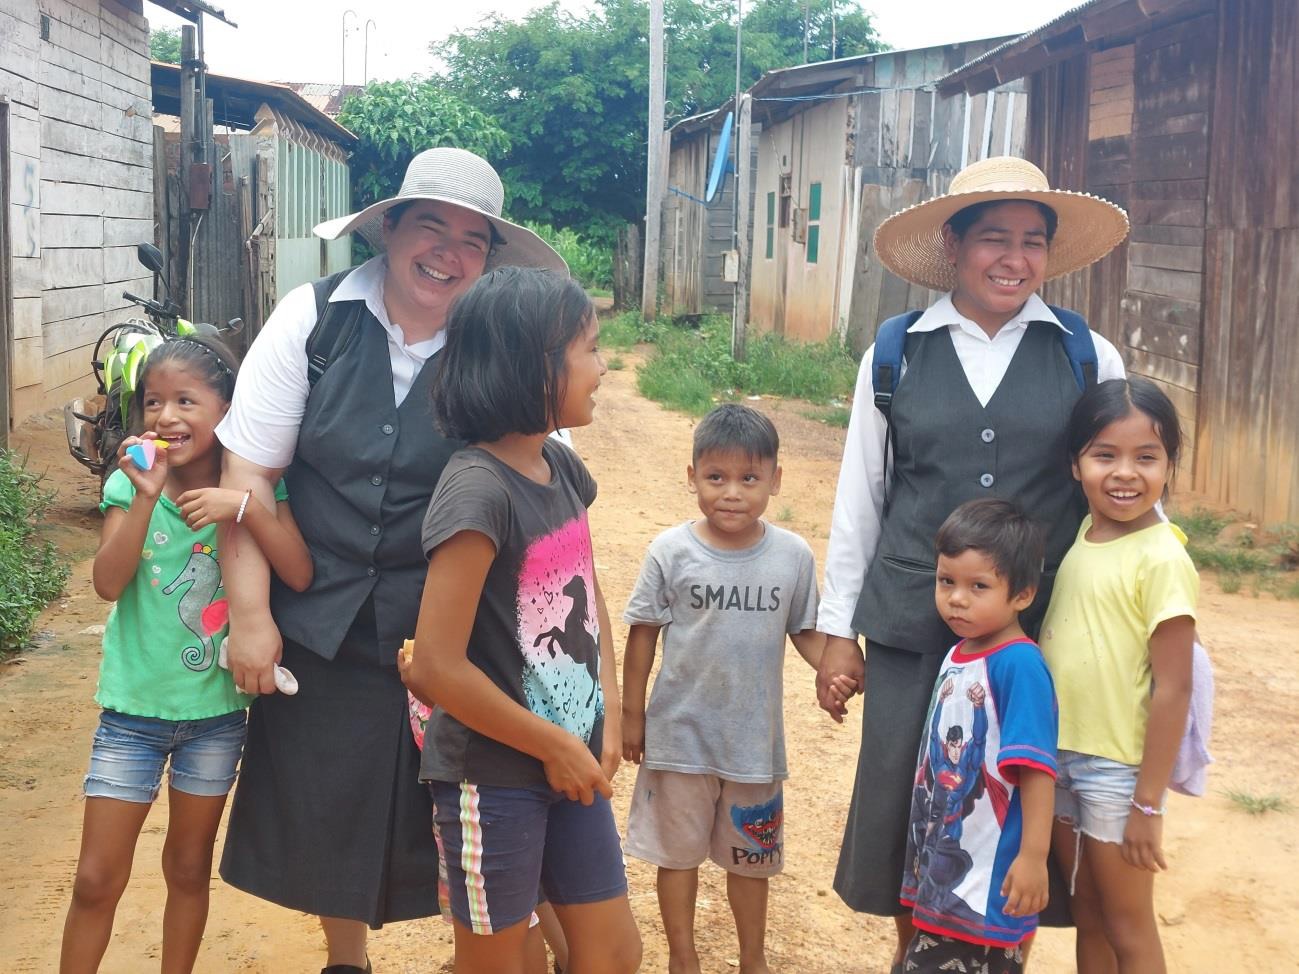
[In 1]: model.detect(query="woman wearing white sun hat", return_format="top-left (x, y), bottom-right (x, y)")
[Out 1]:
top-left (812, 156), bottom-right (1130, 971)
top-left (215, 147), bottom-right (566, 973)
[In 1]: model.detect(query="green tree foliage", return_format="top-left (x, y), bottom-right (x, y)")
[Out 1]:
top-left (150, 26), bottom-right (182, 64)
top-left (434, 0), bottom-right (883, 235)
top-left (337, 79), bottom-right (511, 209)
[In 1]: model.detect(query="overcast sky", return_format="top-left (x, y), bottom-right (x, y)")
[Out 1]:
top-left (148, 1), bottom-right (1080, 86)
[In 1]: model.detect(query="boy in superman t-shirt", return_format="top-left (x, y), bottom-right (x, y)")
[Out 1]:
top-left (899, 499), bottom-right (1058, 974)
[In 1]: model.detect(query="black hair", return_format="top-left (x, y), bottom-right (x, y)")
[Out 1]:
top-left (692, 403), bottom-right (780, 465)
top-left (432, 266), bottom-right (594, 443)
top-left (945, 199), bottom-right (1058, 244)
top-left (1067, 377), bottom-right (1182, 468)
top-left (946, 725), bottom-right (964, 745)
top-left (383, 199), bottom-right (505, 251)
top-left (935, 498), bottom-right (1045, 597)
top-left (134, 335), bottom-right (239, 413)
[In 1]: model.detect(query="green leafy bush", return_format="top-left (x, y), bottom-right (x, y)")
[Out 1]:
top-left (0, 452), bottom-right (70, 656)
top-left (523, 222), bottom-right (612, 291)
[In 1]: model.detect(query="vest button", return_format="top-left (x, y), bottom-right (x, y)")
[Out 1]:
top-left (381, 423), bottom-right (395, 435)
top-left (367, 566), bottom-right (377, 577)
top-left (371, 474), bottom-right (383, 486)
top-left (981, 427), bottom-right (995, 443)
top-left (370, 524), bottom-right (381, 536)
top-left (979, 473), bottom-right (995, 488)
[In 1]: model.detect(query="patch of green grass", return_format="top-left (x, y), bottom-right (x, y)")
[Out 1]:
top-left (631, 315), bottom-right (858, 415)
top-left (1186, 543), bottom-right (1272, 574)
top-left (776, 505), bottom-right (794, 521)
top-left (0, 451), bottom-right (71, 657)
top-left (1218, 572), bottom-right (1243, 594)
top-left (1173, 506), bottom-right (1229, 544)
top-left (1224, 789), bottom-right (1290, 815)
top-left (599, 311), bottom-right (660, 350)
top-left (804, 406), bottom-right (852, 428)
top-left (636, 359), bottom-right (716, 416)
top-left (587, 287), bottom-right (612, 299)
top-left (606, 355), bottom-right (625, 371)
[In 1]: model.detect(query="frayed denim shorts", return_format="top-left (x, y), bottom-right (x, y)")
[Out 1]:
top-left (1053, 749), bottom-right (1141, 845)
top-left (84, 709), bottom-right (247, 803)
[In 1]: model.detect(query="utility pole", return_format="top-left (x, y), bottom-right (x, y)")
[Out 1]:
top-left (732, 0), bottom-right (747, 361)
top-left (364, 19), bottom-right (376, 85)
top-left (642, 0), bottom-right (665, 321)
top-left (342, 9), bottom-right (356, 89)
top-left (803, 0), bottom-right (809, 63)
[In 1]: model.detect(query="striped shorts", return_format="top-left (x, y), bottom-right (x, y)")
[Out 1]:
top-left (428, 781), bottom-right (627, 935)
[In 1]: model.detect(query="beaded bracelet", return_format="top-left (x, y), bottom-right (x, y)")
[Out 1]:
top-left (1130, 797), bottom-right (1165, 817)
top-left (235, 488), bottom-right (252, 524)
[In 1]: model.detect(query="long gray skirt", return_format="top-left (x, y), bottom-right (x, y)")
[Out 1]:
top-left (218, 638), bottom-right (438, 928)
top-left (832, 641), bottom-right (1071, 925)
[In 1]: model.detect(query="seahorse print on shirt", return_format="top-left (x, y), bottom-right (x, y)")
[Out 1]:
top-left (162, 542), bottom-right (225, 671)
top-left (520, 512), bottom-right (603, 740)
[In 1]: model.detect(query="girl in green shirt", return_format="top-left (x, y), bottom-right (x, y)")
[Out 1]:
top-left (61, 338), bottom-right (312, 974)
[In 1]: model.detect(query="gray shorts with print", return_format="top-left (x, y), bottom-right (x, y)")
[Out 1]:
top-left (624, 766), bottom-right (784, 877)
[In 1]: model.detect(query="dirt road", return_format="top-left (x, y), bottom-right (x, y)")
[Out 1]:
top-left (1, 356), bottom-right (1296, 972)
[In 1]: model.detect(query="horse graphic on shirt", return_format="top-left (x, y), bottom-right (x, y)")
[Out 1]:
top-left (527, 573), bottom-right (602, 739)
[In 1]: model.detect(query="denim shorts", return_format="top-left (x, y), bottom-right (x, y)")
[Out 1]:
top-left (85, 709), bottom-right (247, 803)
top-left (1053, 749), bottom-right (1141, 844)
top-left (429, 781), bottom-right (627, 935)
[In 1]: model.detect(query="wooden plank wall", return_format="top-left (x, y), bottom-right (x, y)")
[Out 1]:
top-left (660, 119), bottom-right (759, 317)
top-left (1, 0), bottom-right (153, 424)
top-left (1198, 0), bottom-right (1299, 523)
top-left (662, 131), bottom-right (706, 314)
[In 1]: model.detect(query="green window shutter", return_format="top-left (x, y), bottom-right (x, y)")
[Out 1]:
top-left (809, 182), bottom-right (822, 221)
top-left (767, 191), bottom-right (775, 226)
top-left (766, 227), bottom-right (774, 259)
top-left (807, 225), bottom-right (820, 264)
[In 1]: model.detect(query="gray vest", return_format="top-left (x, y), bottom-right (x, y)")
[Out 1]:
top-left (852, 322), bottom-right (1087, 654)
top-left (272, 301), bottom-right (460, 662)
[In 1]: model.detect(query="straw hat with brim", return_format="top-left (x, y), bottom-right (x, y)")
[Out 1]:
top-left (313, 146), bottom-right (568, 275)
top-left (873, 156), bottom-right (1129, 292)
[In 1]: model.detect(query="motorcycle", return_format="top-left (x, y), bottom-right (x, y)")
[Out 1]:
top-left (63, 242), bottom-right (241, 488)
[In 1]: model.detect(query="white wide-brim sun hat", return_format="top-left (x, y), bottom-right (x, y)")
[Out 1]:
top-left (873, 156), bottom-right (1129, 291)
top-left (314, 146), bottom-right (568, 275)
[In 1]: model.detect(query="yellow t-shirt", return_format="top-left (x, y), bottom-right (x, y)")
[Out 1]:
top-left (1040, 518), bottom-right (1198, 765)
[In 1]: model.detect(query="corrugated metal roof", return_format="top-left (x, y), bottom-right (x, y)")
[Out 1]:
top-left (936, 0), bottom-right (1110, 91)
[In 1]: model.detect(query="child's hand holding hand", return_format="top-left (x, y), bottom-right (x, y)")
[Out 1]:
top-left (543, 730), bottom-right (612, 806)
top-left (119, 433), bottom-right (168, 498)
top-left (177, 487), bottom-right (248, 529)
top-left (621, 709), bottom-right (645, 764)
top-left (1000, 851), bottom-right (1049, 918)
top-left (1122, 808), bottom-right (1167, 872)
top-left (828, 673), bottom-right (858, 708)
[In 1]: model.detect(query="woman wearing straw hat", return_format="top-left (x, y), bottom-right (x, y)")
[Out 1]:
top-left (215, 147), bottom-right (566, 973)
top-left (813, 156), bottom-right (1129, 970)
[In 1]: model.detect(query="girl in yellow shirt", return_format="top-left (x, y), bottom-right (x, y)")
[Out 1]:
top-left (1040, 378), bottom-right (1197, 974)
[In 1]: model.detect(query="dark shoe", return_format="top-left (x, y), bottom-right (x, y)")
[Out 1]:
top-left (321, 962), bottom-right (371, 974)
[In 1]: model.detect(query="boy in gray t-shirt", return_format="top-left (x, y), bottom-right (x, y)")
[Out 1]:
top-left (622, 404), bottom-right (824, 974)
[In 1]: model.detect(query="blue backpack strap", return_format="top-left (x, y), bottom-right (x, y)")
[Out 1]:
top-left (871, 310), bottom-right (925, 418)
top-left (1047, 304), bottom-right (1098, 392)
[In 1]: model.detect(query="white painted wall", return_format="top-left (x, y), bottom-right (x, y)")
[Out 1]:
top-left (1, 0), bottom-right (153, 425)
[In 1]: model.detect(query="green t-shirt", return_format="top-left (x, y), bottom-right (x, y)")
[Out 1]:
top-left (95, 470), bottom-right (288, 720)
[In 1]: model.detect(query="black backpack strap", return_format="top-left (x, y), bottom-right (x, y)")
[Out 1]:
top-left (306, 268), bottom-right (362, 389)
